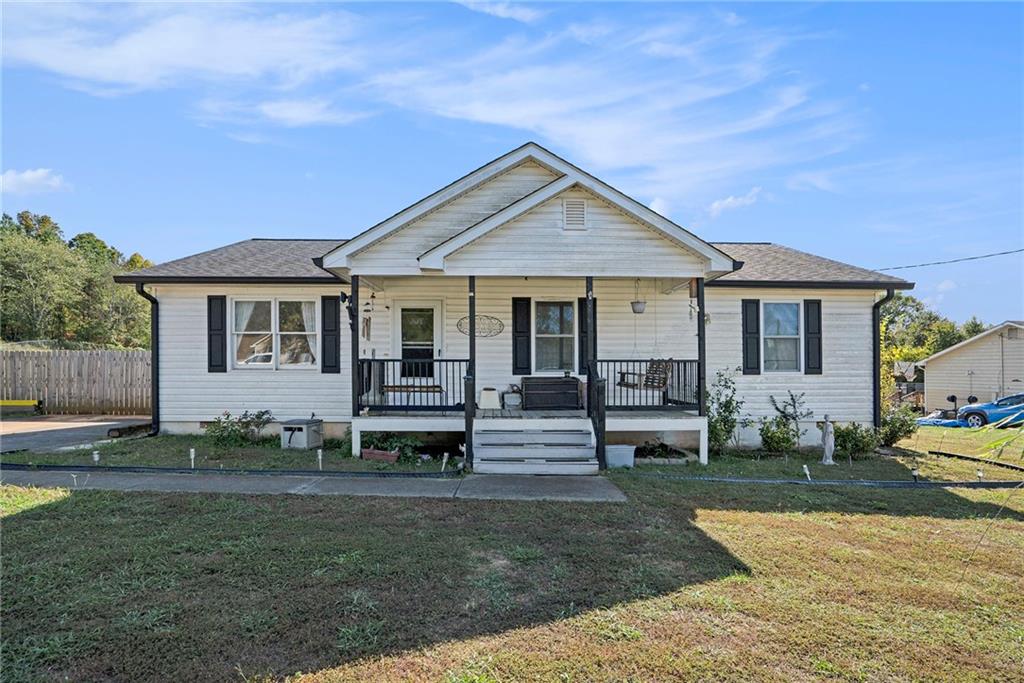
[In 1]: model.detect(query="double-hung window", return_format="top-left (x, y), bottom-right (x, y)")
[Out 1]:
top-left (233, 299), bottom-right (318, 369)
top-left (763, 302), bottom-right (800, 372)
top-left (534, 301), bottom-right (575, 373)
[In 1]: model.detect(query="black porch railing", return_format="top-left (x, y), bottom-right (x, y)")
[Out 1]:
top-left (357, 359), bottom-right (469, 412)
top-left (596, 359), bottom-right (699, 411)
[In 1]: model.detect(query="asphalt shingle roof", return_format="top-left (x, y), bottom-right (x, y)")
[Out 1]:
top-left (116, 238), bottom-right (911, 290)
top-left (710, 242), bottom-right (912, 288)
top-left (114, 239), bottom-right (346, 283)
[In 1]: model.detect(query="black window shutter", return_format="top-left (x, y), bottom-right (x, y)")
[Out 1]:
top-left (577, 297), bottom-right (597, 373)
top-left (804, 299), bottom-right (823, 375)
top-left (512, 297), bottom-right (531, 375)
top-left (321, 296), bottom-right (341, 374)
top-left (207, 295), bottom-right (227, 373)
top-left (741, 299), bottom-right (760, 375)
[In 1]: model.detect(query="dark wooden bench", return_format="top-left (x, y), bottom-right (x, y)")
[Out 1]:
top-left (522, 376), bottom-right (583, 410)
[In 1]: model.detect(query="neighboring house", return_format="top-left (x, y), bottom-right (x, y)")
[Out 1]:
top-left (115, 143), bottom-right (911, 473)
top-left (919, 321), bottom-right (1024, 410)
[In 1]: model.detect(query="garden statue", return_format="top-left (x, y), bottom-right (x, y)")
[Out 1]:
top-left (821, 414), bottom-right (836, 465)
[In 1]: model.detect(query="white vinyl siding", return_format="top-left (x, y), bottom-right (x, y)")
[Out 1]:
top-left (923, 328), bottom-right (1024, 410)
top-left (151, 281), bottom-right (883, 449)
top-left (705, 287), bottom-right (878, 445)
top-left (152, 285), bottom-right (350, 432)
top-left (350, 161), bottom-right (557, 274)
top-left (442, 188), bottom-right (706, 277)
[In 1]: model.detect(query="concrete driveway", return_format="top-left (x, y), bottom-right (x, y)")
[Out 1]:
top-left (0, 415), bottom-right (150, 453)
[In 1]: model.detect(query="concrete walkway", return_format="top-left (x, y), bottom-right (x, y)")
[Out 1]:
top-left (0, 469), bottom-right (627, 503)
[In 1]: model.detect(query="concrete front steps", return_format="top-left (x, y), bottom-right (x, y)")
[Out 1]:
top-left (473, 418), bottom-right (598, 475)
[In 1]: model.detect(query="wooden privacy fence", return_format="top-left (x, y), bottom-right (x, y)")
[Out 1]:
top-left (1, 350), bottom-right (151, 415)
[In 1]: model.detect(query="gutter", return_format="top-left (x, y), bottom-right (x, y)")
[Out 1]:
top-left (872, 287), bottom-right (895, 427)
top-left (134, 283), bottom-right (160, 436)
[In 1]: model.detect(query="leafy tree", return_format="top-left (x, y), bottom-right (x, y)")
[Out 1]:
top-left (925, 320), bottom-right (964, 355)
top-left (961, 316), bottom-right (986, 338)
top-left (0, 211), bottom-right (64, 242)
top-left (123, 253), bottom-right (154, 271)
top-left (68, 232), bottom-right (123, 264)
top-left (0, 211), bottom-right (152, 348)
top-left (0, 231), bottom-right (86, 341)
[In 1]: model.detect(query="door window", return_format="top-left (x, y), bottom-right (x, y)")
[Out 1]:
top-left (401, 307), bottom-right (435, 378)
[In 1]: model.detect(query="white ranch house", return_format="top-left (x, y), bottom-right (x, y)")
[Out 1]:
top-left (117, 143), bottom-right (912, 474)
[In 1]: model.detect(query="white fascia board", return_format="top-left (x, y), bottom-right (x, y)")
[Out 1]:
top-left (418, 175), bottom-right (576, 269)
top-left (321, 144), bottom-right (542, 269)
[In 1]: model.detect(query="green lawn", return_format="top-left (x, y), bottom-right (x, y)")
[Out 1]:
top-left (898, 424), bottom-right (1024, 460)
top-left (1, 434), bottom-right (454, 474)
top-left (3, 474), bottom-right (1022, 682)
top-left (633, 448), bottom-right (1024, 482)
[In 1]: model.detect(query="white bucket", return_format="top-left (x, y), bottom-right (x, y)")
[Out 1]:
top-left (606, 445), bottom-right (635, 469)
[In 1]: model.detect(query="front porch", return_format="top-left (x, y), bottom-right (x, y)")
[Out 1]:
top-left (346, 274), bottom-right (709, 470)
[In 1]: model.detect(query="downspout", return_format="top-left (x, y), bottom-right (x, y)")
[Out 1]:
top-left (134, 283), bottom-right (160, 436)
top-left (872, 287), bottom-right (895, 428)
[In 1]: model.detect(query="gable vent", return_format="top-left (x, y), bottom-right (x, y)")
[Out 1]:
top-left (563, 198), bottom-right (587, 230)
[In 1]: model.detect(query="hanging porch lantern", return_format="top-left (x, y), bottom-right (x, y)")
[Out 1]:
top-left (630, 278), bottom-right (647, 314)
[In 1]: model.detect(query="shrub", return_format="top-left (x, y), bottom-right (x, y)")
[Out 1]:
top-left (768, 390), bottom-right (813, 448)
top-left (361, 432), bottom-right (424, 464)
top-left (707, 367), bottom-right (744, 455)
top-left (833, 422), bottom-right (879, 457)
top-left (203, 410), bottom-right (274, 446)
top-left (635, 440), bottom-right (685, 459)
top-left (878, 404), bottom-right (918, 446)
top-left (759, 415), bottom-right (796, 454)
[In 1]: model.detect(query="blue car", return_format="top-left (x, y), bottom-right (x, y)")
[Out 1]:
top-left (957, 393), bottom-right (1024, 428)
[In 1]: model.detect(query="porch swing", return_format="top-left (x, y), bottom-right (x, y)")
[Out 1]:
top-left (616, 278), bottom-right (674, 398)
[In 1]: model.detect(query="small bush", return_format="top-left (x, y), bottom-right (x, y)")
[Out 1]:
top-left (759, 415), bottom-right (796, 454)
top-left (203, 410), bottom-right (274, 446)
top-left (833, 422), bottom-right (879, 457)
top-left (707, 367), bottom-right (745, 455)
top-left (878, 404), bottom-right (918, 446)
top-left (361, 432), bottom-right (424, 464)
top-left (635, 440), bottom-right (679, 458)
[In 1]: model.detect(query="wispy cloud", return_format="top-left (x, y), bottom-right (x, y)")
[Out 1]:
top-left (649, 197), bottom-right (672, 218)
top-left (707, 186), bottom-right (762, 217)
top-left (456, 2), bottom-right (546, 24)
top-left (0, 4), bottom-right (864, 210)
top-left (1, 169), bottom-right (68, 194)
top-left (2, 3), bottom-right (361, 93)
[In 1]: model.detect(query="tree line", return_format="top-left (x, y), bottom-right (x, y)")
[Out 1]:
top-left (1, 211), bottom-right (153, 349)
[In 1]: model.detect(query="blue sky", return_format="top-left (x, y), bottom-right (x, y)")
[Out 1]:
top-left (2, 2), bottom-right (1021, 323)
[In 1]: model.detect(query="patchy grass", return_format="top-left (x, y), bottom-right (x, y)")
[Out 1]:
top-left (899, 425), bottom-right (1024, 462)
top-left (1, 434), bottom-right (454, 474)
top-left (638, 448), bottom-right (1024, 482)
top-left (3, 476), bottom-right (1022, 682)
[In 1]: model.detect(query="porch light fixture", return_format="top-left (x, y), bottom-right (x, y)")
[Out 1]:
top-left (630, 278), bottom-right (646, 314)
